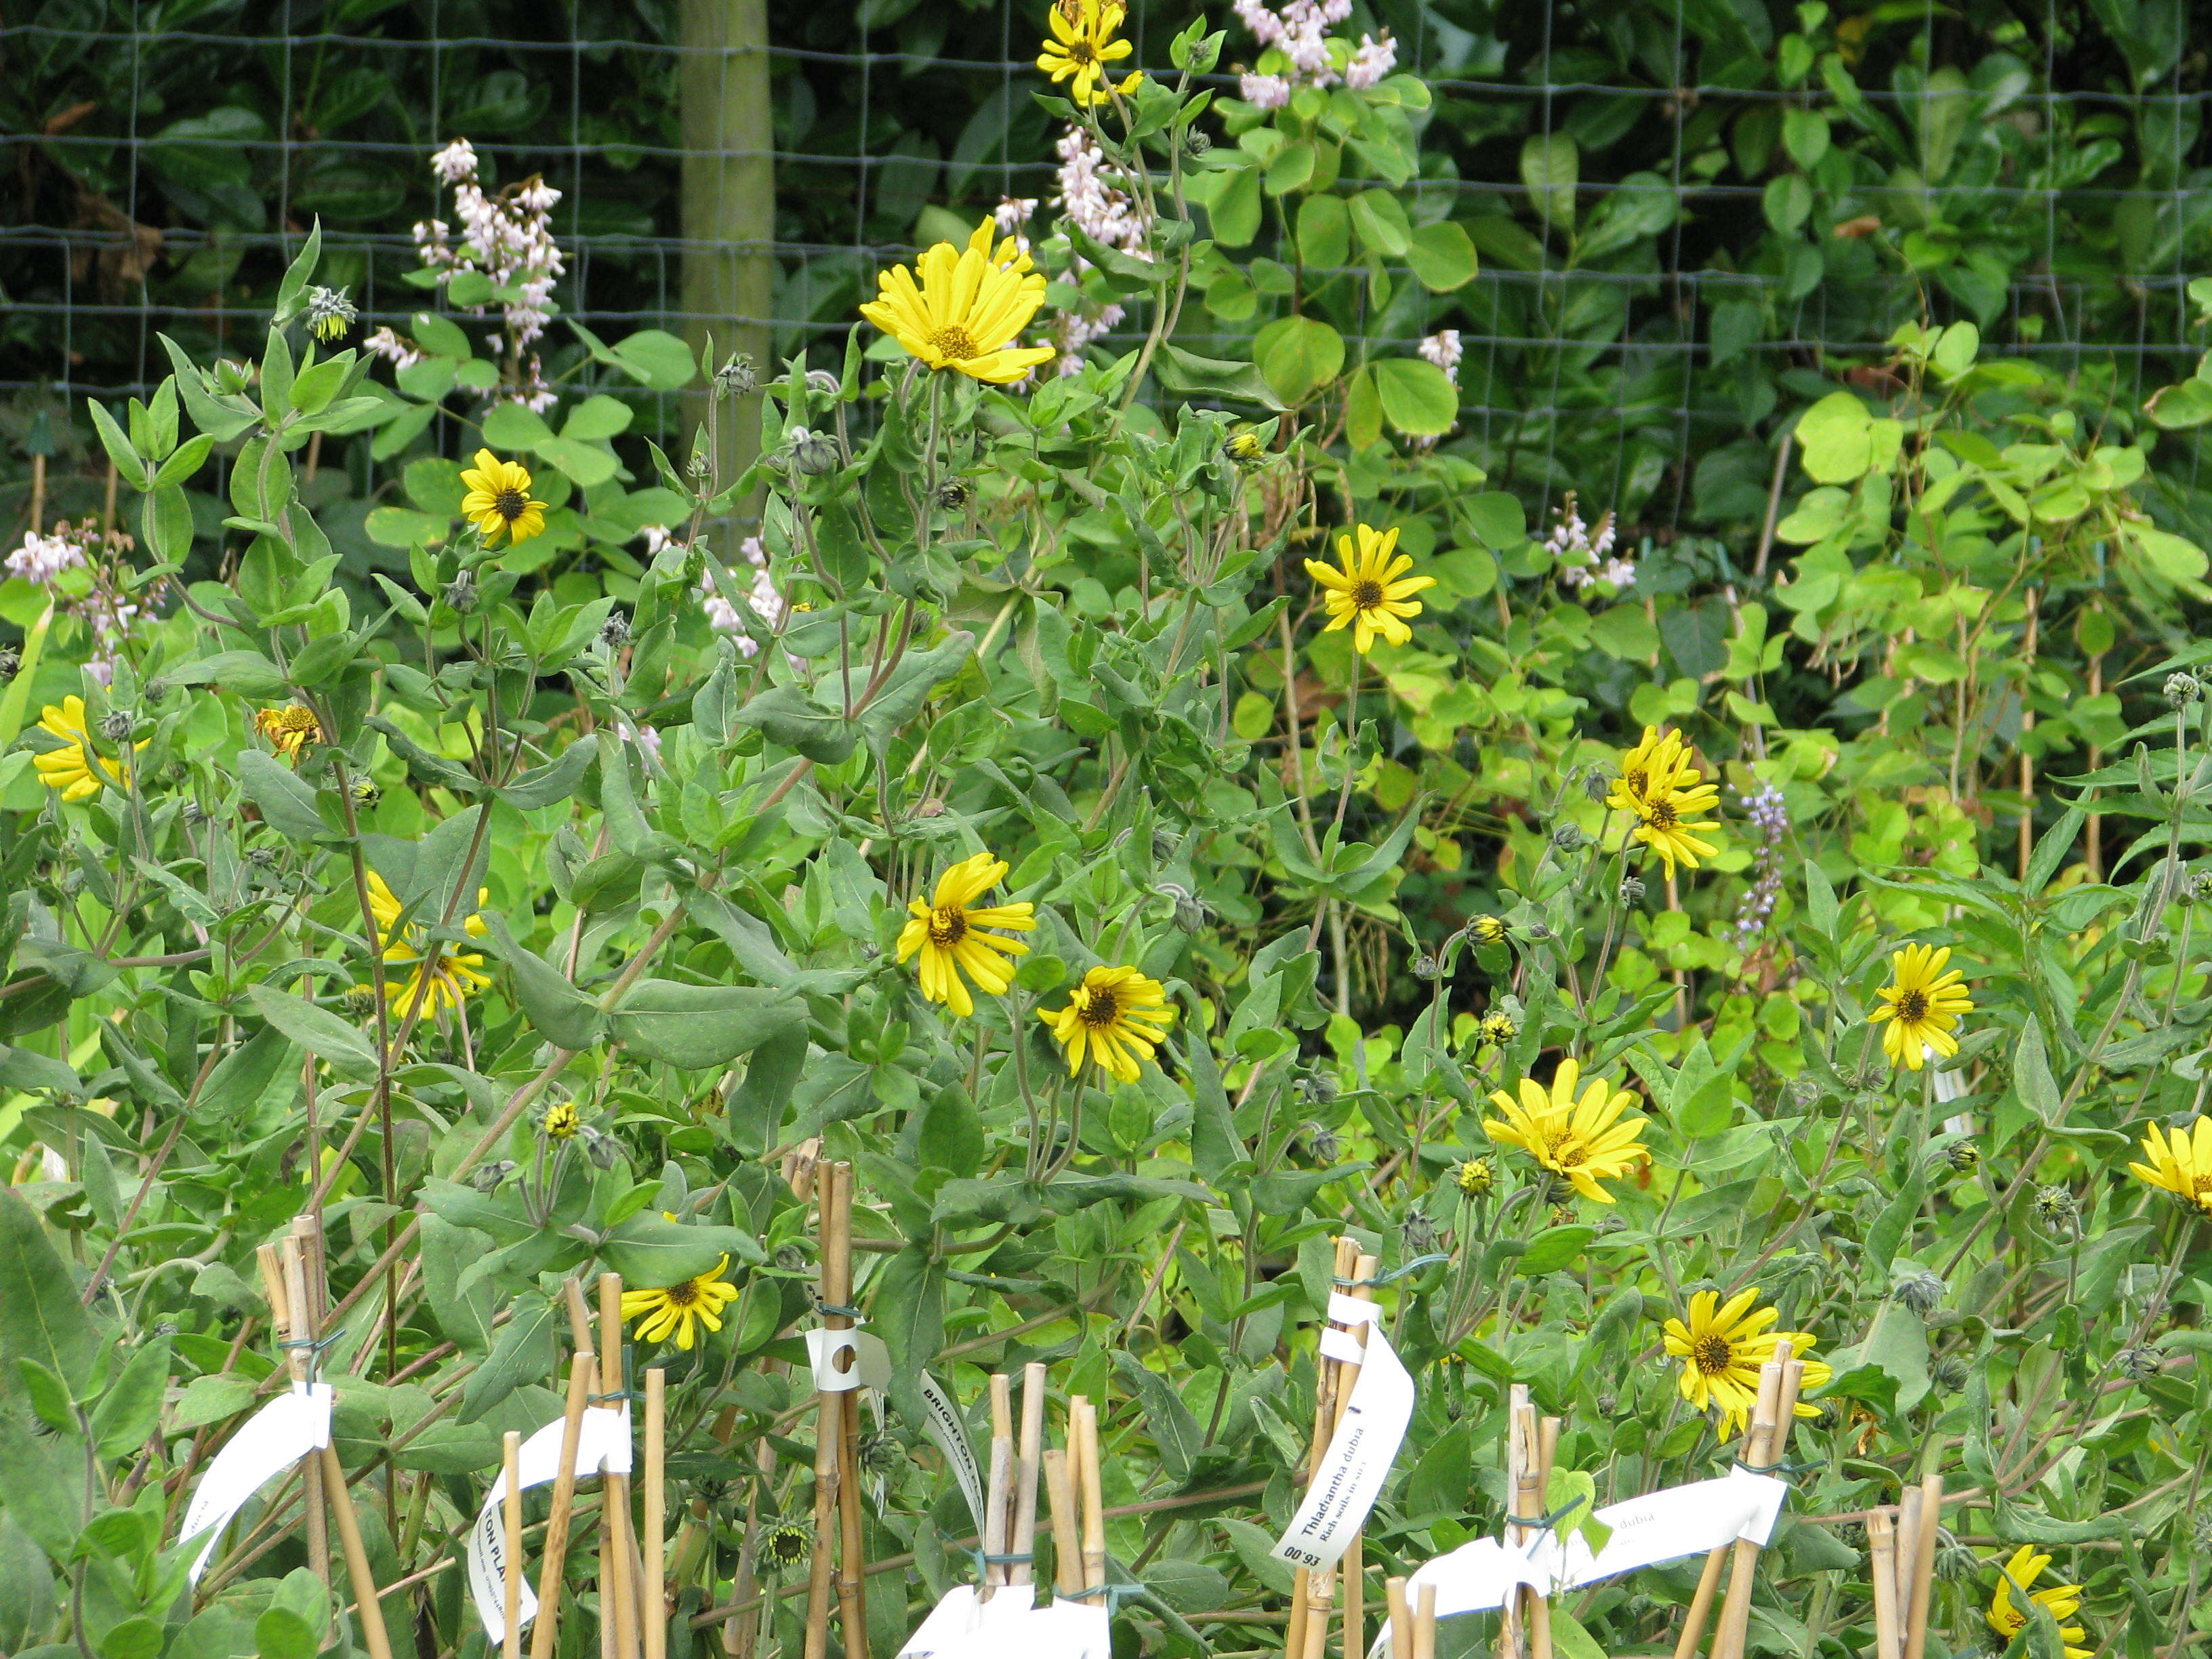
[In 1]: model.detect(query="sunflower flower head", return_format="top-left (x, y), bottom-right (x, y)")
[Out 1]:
top-left (1866, 943), bottom-right (1974, 1071)
top-left (1482, 1058), bottom-right (1651, 1204)
top-left (33, 696), bottom-right (144, 802)
top-left (1303, 523), bottom-right (1434, 655)
top-left (1986, 1546), bottom-right (2089, 1659)
top-left (621, 1254), bottom-right (740, 1351)
top-left (2128, 1115), bottom-right (2212, 1218)
top-left (895, 852), bottom-right (1036, 1016)
top-left (458, 449), bottom-right (548, 548)
top-left (1660, 1290), bottom-right (1835, 1435)
top-left (1606, 725), bottom-right (1722, 877)
top-left (359, 869), bottom-right (493, 1021)
top-left (1451, 1157), bottom-right (1495, 1199)
top-left (255, 704), bottom-right (324, 761)
top-left (757, 1520), bottom-right (813, 1572)
top-left (1036, 0), bottom-right (1141, 108)
top-left (859, 224), bottom-right (1056, 385)
top-left (1037, 965), bottom-right (1176, 1084)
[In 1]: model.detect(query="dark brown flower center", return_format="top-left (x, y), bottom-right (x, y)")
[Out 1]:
top-left (930, 325), bottom-right (981, 361)
top-left (1067, 39), bottom-right (1097, 64)
top-left (664, 1279), bottom-right (701, 1309)
top-left (1351, 579), bottom-right (1385, 610)
top-left (1692, 1334), bottom-right (1734, 1376)
top-left (1896, 989), bottom-right (1929, 1023)
top-left (1645, 800), bottom-right (1679, 830)
top-left (494, 488), bottom-right (527, 521)
top-left (1077, 988), bottom-right (1120, 1029)
top-left (928, 906), bottom-right (968, 947)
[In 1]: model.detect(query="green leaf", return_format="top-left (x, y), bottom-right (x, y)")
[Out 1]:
top-left (1517, 1225), bottom-right (1595, 1275)
top-left (1206, 165), bottom-right (1262, 247)
top-left (1150, 345), bottom-right (1284, 409)
top-left (0, 1188), bottom-right (102, 1390)
top-left (1253, 316), bottom-right (1345, 407)
top-left (533, 436), bottom-right (619, 488)
top-left (237, 749), bottom-right (333, 840)
top-left (88, 1336), bottom-right (171, 1461)
top-left (1370, 357), bottom-right (1458, 436)
top-left (480, 915), bottom-right (605, 1050)
top-left (1795, 391), bottom-right (1875, 484)
top-left (495, 739), bottom-right (596, 811)
top-left (1519, 132), bottom-right (1578, 226)
top-left (480, 402), bottom-right (554, 449)
top-left (561, 393), bottom-right (634, 441)
top-left (601, 1212), bottom-right (762, 1288)
top-left (2146, 377), bottom-right (2212, 430)
top-left (608, 981), bottom-right (807, 1069)
top-left (733, 686), bottom-right (857, 766)
top-left (609, 329), bottom-right (698, 390)
top-left (1347, 188), bottom-right (1411, 258)
top-left (1295, 194), bottom-right (1349, 268)
top-left (245, 985), bottom-right (380, 1080)
top-left (1404, 220), bottom-right (1477, 291)
top-left (85, 400), bottom-right (150, 491)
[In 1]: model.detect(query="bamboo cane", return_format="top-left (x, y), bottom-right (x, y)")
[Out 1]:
top-left (1710, 1349), bottom-right (1801, 1659)
top-left (830, 1165), bottom-right (869, 1659)
top-left (1672, 1345), bottom-right (1789, 1659)
top-left (1286, 1239), bottom-right (1358, 1659)
top-left (1384, 1577), bottom-right (1410, 1659)
top-left (600, 1274), bottom-right (640, 1659)
top-left (1902, 1476), bottom-right (1942, 1659)
top-left (1893, 1484), bottom-right (1922, 1645)
top-left (804, 1163), bottom-right (838, 1659)
top-left (1012, 1364), bottom-right (1047, 1590)
top-left (1414, 1584), bottom-right (1437, 1659)
top-left (321, 1439), bottom-right (397, 1659)
top-left (983, 1374), bottom-right (1015, 1600)
top-left (1868, 1509), bottom-right (1902, 1659)
top-left (1073, 1396), bottom-right (1106, 1592)
top-left (531, 1351), bottom-right (598, 1659)
top-left (645, 1370), bottom-right (668, 1659)
top-left (504, 1431), bottom-right (526, 1659)
top-left (280, 1229), bottom-right (331, 1585)
top-left (1332, 1254), bottom-right (1379, 1659)
top-left (1043, 1448), bottom-right (1082, 1596)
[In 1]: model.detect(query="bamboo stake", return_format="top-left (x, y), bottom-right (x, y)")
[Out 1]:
top-left (983, 1374), bottom-right (1015, 1599)
top-left (531, 1351), bottom-right (598, 1659)
top-left (1902, 1476), bottom-right (1942, 1659)
top-left (504, 1431), bottom-right (526, 1659)
top-left (600, 1274), bottom-right (640, 1659)
top-left (1413, 1584), bottom-right (1436, 1659)
top-left (1286, 1239), bottom-right (1359, 1659)
top-left (321, 1438), bottom-right (397, 1659)
top-left (830, 1165), bottom-right (869, 1659)
top-left (1711, 1349), bottom-right (1801, 1659)
top-left (1672, 1346), bottom-right (1788, 1659)
top-left (1073, 1396), bottom-right (1106, 1591)
top-left (1338, 1255), bottom-right (1380, 1659)
top-left (1384, 1578), bottom-right (1410, 1659)
top-left (281, 1231), bottom-right (331, 1586)
top-left (1500, 1387), bottom-right (1544, 1659)
top-left (645, 1370), bottom-right (668, 1659)
top-left (1012, 1364), bottom-right (1046, 1590)
top-left (1893, 1485), bottom-right (1923, 1639)
top-left (804, 1162), bottom-right (839, 1659)
top-left (1043, 1448), bottom-right (1082, 1596)
top-left (1868, 1509), bottom-right (1902, 1659)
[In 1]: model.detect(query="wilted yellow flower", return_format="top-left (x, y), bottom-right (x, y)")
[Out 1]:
top-left (1660, 1289), bottom-right (1832, 1436)
top-left (361, 869), bottom-right (492, 1020)
top-left (255, 705), bottom-right (323, 760)
top-left (1304, 523), bottom-right (1434, 654)
top-left (621, 1255), bottom-right (740, 1350)
top-left (1036, 0), bottom-right (1140, 107)
top-left (895, 852), bottom-right (1036, 1016)
top-left (1986, 1546), bottom-right (2089, 1659)
top-left (1036, 965), bottom-right (1176, 1084)
top-left (32, 697), bottom-right (144, 802)
top-left (859, 222), bottom-right (1055, 385)
top-left (459, 450), bottom-right (547, 547)
top-left (1482, 1058), bottom-right (1650, 1204)
top-left (1866, 944), bottom-right (1973, 1070)
top-left (2128, 1115), bottom-right (2212, 1216)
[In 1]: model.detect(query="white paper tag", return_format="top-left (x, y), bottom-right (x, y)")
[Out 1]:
top-left (466, 1406), bottom-right (634, 1642)
top-left (807, 1328), bottom-right (893, 1392)
top-left (918, 1371), bottom-right (988, 1532)
top-left (180, 1383), bottom-right (334, 1582)
top-left (1326, 1292), bottom-right (1382, 1326)
top-left (1271, 1317), bottom-right (1414, 1571)
top-left (1371, 1468), bottom-right (1790, 1655)
top-left (895, 1588), bottom-right (1110, 1659)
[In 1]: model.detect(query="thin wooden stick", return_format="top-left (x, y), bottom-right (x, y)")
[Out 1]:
top-left (830, 1164), bottom-right (869, 1659)
top-left (1711, 1347), bottom-right (1799, 1659)
top-left (1868, 1509), bottom-right (1902, 1659)
top-left (1902, 1476), bottom-right (1942, 1659)
top-left (644, 1370), bottom-right (667, 1659)
top-left (1413, 1584), bottom-right (1436, 1659)
top-left (531, 1352), bottom-right (598, 1659)
top-left (1074, 1396), bottom-right (1106, 1591)
top-left (322, 1440), bottom-right (396, 1659)
top-left (504, 1430), bottom-right (525, 1659)
top-left (1384, 1578), bottom-right (1410, 1659)
top-left (1338, 1255), bottom-right (1380, 1659)
top-left (1012, 1364), bottom-right (1046, 1589)
top-left (1673, 1347), bottom-right (1788, 1659)
top-left (281, 1231), bottom-right (331, 1586)
top-left (1893, 1484), bottom-right (1923, 1643)
top-left (804, 1163), bottom-right (838, 1659)
top-left (1287, 1239), bottom-right (1357, 1659)
top-left (983, 1374), bottom-right (1015, 1599)
top-left (1043, 1448), bottom-right (1082, 1596)
top-left (600, 1273), bottom-right (640, 1659)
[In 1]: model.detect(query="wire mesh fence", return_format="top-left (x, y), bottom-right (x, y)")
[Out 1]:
top-left (3, 0), bottom-right (2207, 535)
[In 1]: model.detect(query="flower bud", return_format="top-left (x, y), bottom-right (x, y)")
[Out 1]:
top-left (100, 710), bottom-right (133, 741)
top-left (1618, 876), bottom-right (1646, 904)
top-left (1401, 1211), bottom-right (1437, 1254)
top-left (2168, 672), bottom-right (2202, 708)
top-left (787, 428), bottom-right (843, 477)
top-left (0, 645), bottom-right (18, 680)
top-left (936, 478), bottom-right (973, 512)
top-left (1223, 430), bottom-right (1264, 468)
top-left (1305, 1124), bottom-right (1343, 1163)
top-left (1944, 1141), bottom-right (1980, 1172)
top-left (1451, 1157), bottom-right (1494, 1198)
top-left (1550, 823), bottom-right (1584, 853)
top-left (143, 677), bottom-right (169, 701)
top-left (1183, 129), bottom-right (1214, 159)
top-left (1893, 1271), bottom-right (1944, 1317)
top-left (716, 353), bottom-right (759, 396)
top-left (1929, 1355), bottom-right (1970, 1394)
top-left (351, 778), bottom-right (384, 810)
top-left (600, 612), bottom-right (632, 649)
top-left (2116, 1345), bottom-right (2161, 1380)
top-left (1582, 771), bottom-right (1612, 804)
top-left (1465, 914), bottom-right (1507, 946)
top-left (1298, 1071), bottom-right (1340, 1105)
top-left (304, 285), bottom-right (357, 342)
top-left (1412, 953), bottom-right (1440, 981)
top-left (471, 1160), bottom-right (518, 1193)
top-left (2032, 1183), bottom-right (2079, 1233)
top-left (1477, 1009), bottom-right (1518, 1046)
top-left (773, 1242), bottom-right (810, 1273)
top-left (444, 572), bottom-right (478, 614)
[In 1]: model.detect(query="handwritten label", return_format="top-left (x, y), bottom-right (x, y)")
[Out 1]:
top-left (1270, 1311), bottom-right (1414, 1572)
top-left (466, 1406), bottom-right (634, 1643)
top-left (180, 1384), bottom-right (334, 1582)
top-left (918, 1372), bottom-right (988, 1532)
top-left (806, 1328), bottom-right (893, 1392)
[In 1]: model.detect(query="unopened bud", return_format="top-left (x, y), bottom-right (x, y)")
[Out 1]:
top-left (1550, 823), bottom-right (1585, 853)
top-left (715, 353), bottom-right (759, 396)
top-left (1618, 876), bottom-right (1646, 903)
top-left (787, 428), bottom-right (843, 477)
top-left (444, 573), bottom-right (478, 614)
top-left (1412, 953), bottom-right (1440, 980)
top-left (2168, 672), bottom-right (2202, 709)
top-left (100, 710), bottom-right (133, 741)
top-left (600, 612), bottom-right (632, 649)
top-left (936, 478), bottom-right (973, 512)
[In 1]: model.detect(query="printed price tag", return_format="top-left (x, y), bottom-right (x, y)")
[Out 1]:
top-left (179, 1383), bottom-right (334, 1583)
top-left (466, 1406), bottom-right (633, 1643)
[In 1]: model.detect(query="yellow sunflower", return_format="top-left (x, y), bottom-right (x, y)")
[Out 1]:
top-left (361, 869), bottom-right (493, 1021)
top-left (1037, 965), bottom-right (1176, 1084)
top-left (895, 852), bottom-right (1036, 1017)
top-left (621, 1254), bottom-right (740, 1351)
top-left (458, 449), bottom-right (548, 547)
top-left (2128, 1115), bottom-right (2212, 1218)
top-left (1866, 944), bottom-right (1974, 1070)
top-left (1481, 1057), bottom-right (1651, 1204)
top-left (1303, 523), bottom-right (1435, 655)
top-left (859, 223), bottom-right (1056, 384)
top-left (1616, 731), bottom-right (1722, 877)
top-left (1660, 1289), bottom-right (1832, 1435)
top-left (1986, 1546), bottom-right (2090, 1659)
top-left (255, 705), bottom-right (323, 761)
top-left (32, 697), bottom-right (144, 802)
top-left (1036, 0), bottom-right (1141, 107)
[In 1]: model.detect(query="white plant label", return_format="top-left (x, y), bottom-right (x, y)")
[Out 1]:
top-left (1271, 1298), bottom-right (1414, 1572)
top-left (807, 1328), bottom-right (893, 1392)
top-left (896, 1587), bottom-right (1110, 1659)
top-left (180, 1382), bottom-right (334, 1582)
top-left (918, 1370), bottom-right (988, 1532)
top-left (466, 1406), bottom-right (634, 1643)
top-left (1372, 1468), bottom-right (1790, 1655)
